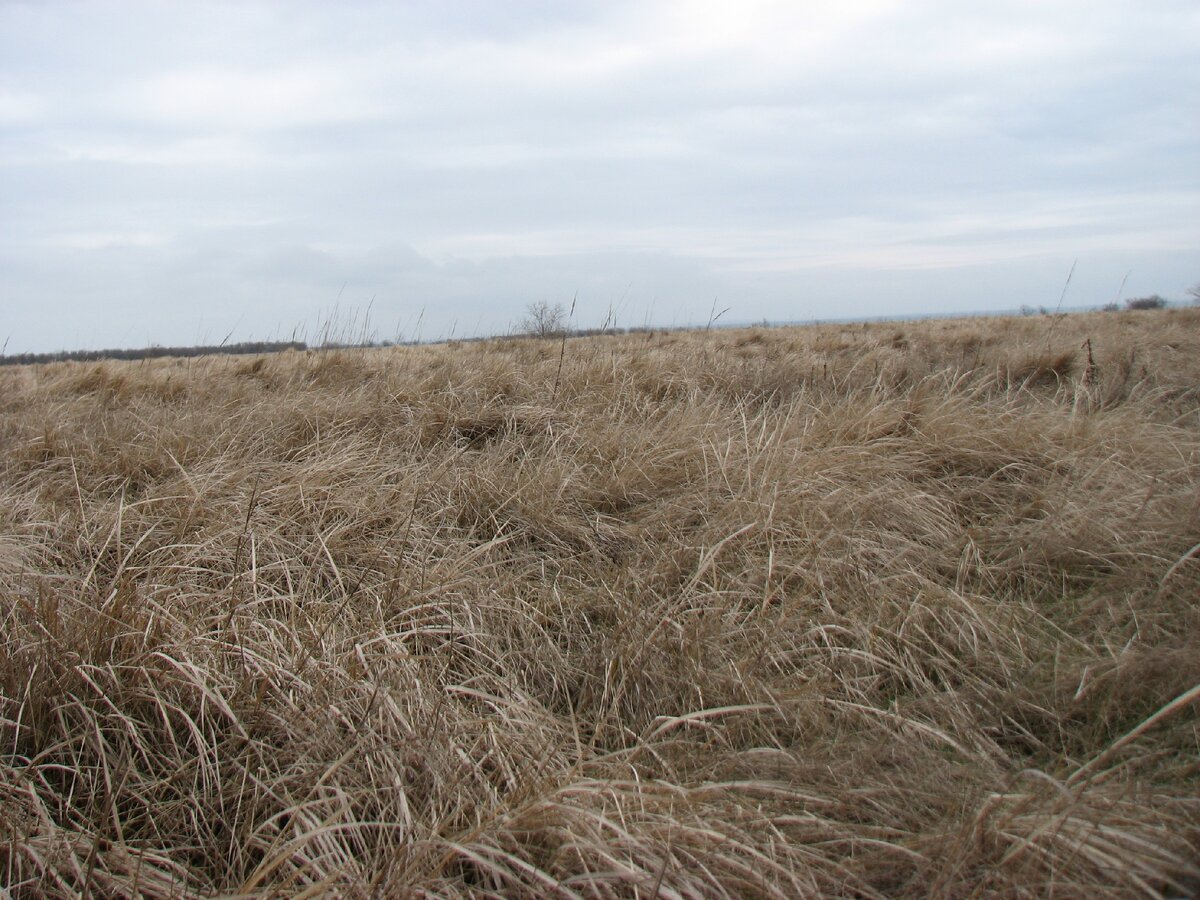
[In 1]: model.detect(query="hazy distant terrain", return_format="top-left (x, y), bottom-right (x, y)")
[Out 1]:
top-left (1, 310), bottom-right (1197, 896)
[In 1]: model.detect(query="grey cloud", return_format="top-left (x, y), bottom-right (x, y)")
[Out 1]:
top-left (2, 1), bottom-right (1197, 354)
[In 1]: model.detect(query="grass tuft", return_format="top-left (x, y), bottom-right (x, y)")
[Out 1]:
top-left (2, 308), bottom-right (1198, 895)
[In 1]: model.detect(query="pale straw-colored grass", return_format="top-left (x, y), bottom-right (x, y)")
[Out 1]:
top-left (1, 308), bottom-right (1197, 896)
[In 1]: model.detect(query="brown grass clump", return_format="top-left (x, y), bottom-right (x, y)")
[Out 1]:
top-left (2, 308), bottom-right (1199, 896)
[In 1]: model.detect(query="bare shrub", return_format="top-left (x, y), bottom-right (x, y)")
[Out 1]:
top-left (1126, 294), bottom-right (1167, 310)
top-left (519, 300), bottom-right (567, 337)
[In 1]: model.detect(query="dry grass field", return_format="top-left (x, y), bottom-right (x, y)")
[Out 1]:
top-left (1, 308), bottom-right (1198, 897)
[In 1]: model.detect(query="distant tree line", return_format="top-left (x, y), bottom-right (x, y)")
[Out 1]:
top-left (515, 300), bottom-right (663, 339)
top-left (512, 324), bottom-right (658, 341)
top-left (13, 282), bottom-right (1194, 366)
top-left (0, 340), bottom-right (308, 367)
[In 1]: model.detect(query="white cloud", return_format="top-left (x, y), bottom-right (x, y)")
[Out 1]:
top-left (46, 231), bottom-right (171, 250)
top-left (0, 88), bottom-right (45, 125)
top-left (50, 136), bottom-right (263, 167)
top-left (125, 66), bottom-right (382, 129)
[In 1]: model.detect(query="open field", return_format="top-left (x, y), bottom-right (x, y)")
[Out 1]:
top-left (2, 309), bottom-right (1198, 897)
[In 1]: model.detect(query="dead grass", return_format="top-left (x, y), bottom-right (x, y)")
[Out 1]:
top-left (1, 309), bottom-right (1198, 896)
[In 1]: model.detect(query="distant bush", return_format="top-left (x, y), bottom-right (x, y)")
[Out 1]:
top-left (1125, 295), bottom-right (1167, 311)
top-left (519, 301), bottom-right (567, 338)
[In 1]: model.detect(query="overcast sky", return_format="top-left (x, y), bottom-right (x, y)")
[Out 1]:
top-left (2, 0), bottom-right (1198, 352)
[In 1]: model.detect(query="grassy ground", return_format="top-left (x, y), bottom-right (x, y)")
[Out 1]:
top-left (1, 309), bottom-right (1198, 897)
